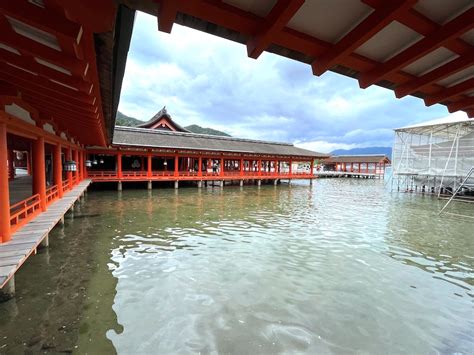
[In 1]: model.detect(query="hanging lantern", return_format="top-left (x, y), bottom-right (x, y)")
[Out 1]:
top-left (99, 158), bottom-right (104, 164)
top-left (93, 159), bottom-right (98, 165)
top-left (85, 160), bottom-right (92, 167)
top-left (63, 160), bottom-right (77, 171)
top-left (163, 160), bottom-right (168, 166)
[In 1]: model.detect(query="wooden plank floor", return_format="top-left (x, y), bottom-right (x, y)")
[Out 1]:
top-left (0, 179), bottom-right (91, 289)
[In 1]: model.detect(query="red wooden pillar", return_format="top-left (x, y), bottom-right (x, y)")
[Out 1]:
top-left (258, 159), bottom-right (262, 176)
top-left (198, 156), bottom-right (202, 177)
top-left (54, 143), bottom-right (63, 198)
top-left (0, 123), bottom-right (11, 243)
top-left (74, 149), bottom-right (79, 184)
top-left (66, 147), bottom-right (72, 186)
top-left (358, 163), bottom-right (361, 173)
top-left (147, 151), bottom-right (152, 178)
top-left (310, 160), bottom-right (314, 176)
top-left (174, 155), bottom-right (179, 177)
top-left (289, 160), bottom-right (292, 175)
top-left (350, 162), bottom-right (353, 172)
top-left (83, 151), bottom-right (88, 178)
top-left (240, 158), bottom-right (244, 176)
top-left (26, 150), bottom-right (31, 175)
top-left (220, 157), bottom-right (224, 177)
top-left (117, 152), bottom-right (123, 179)
top-left (33, 136), bottom-right (47, 212)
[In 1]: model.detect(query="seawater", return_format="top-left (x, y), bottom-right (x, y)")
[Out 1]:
top-left (0, 179), bottom-right (473, 354)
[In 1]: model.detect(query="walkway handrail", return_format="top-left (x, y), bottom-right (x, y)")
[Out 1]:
top-left (46, 185), bottom-right (59, 204)
top-left (9, 193), bottom-right (41, 232)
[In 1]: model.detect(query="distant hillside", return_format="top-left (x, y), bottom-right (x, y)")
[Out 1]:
top-left (184, 124), bottom-right (230, 137)
top-left (116, 111), bottom-right (142, 127)
top-left (330, 147), bottom-right (392, 158)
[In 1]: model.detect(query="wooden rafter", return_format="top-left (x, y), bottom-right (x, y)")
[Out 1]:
top-left (311, 0), bottom-right (417, 76)
top-left (424, 78), bottom-right (474, 106)
top-left (395, 51), bottom-right (474, 98)
top-left (359, 7), bottom-right (474, 88)
top-left (247, 0), bottom-right (304, 59)
top-left (156, 0), bottom-right (179, 33)
top-left (447, 97), bottom-right (474, 113)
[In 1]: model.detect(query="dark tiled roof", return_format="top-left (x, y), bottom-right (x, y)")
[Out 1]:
top-left (136, 106), bottom-right (189, 132)
top-left (113, 126), bottom-right (328, 158)
top-left (324, 155), bottom-right (391, 164)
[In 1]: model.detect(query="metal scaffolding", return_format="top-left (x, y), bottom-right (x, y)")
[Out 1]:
top-left (392, 116), bottom-right (474, 197)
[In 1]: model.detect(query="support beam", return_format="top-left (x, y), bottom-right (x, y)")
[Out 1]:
top-left (395, 52), bottom-right (474, 98)
top-left (359, 8), bottom-right (474, 88)
top-left (117, 181), bottom-right (122, 191)
top-left (312, 0), bottom-right (416, 76)
top-left (33, 136), bottom-right (47, 212)
top-left (174, 180), bottom-right (179, 189)
top-left (39, 233), bottom-right (49, 248)
top-left (0, 122), bottom-right (11, 243)
top-left (157, 0), bottom-right (179, 33)
top-left (147, 180), bottom-right (152, 190)
top-left (53, 143), bottom-right (63, 198)
top-left (240, 180), bottom-right (244, 187)
top-left (447, 97), bottom-right (474, 113)
top-left (247, 0), bottom-right (304, 59)
top-left (274, 179), bottom-right (278, 185)
top-left (257, 179), bottom-right (261, 187)
top-left (197, 180), bottom-right (202, 188)
top-left (198, 156), bottom-right (202, 177)
top-left (424, 78), bottom-right (474, 106)
top-left (174, 155), bottom-right (179, 177)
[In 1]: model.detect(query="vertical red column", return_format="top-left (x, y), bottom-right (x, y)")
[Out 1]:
top-left (220, 157), bottom-right (224, 177)
top-left (289, 160), bottom-right (292, 175)
top-left (198, 156), bottom-right (202, 177)
top-left (66, 147), bottom-right (72, 187)
top-left (147, 151), bottom-right (152, 178)
top-left (0, 123), bottom-right (11, 243)
top-left (117, 152), bottom-right (123, 179)
top-left (33, 136), bottom-right (47, 211)
top-left (258, 159), bottom-right (262, 176)
top-left (74, 149), bottom-right (79, 184)
top-left (240, 158), bottom-right (244, 176)
top-left (310, 160), bottom-right (314, 176)
top-left (26, 150), bottom-right (31, 175)
top-left (174, 155), bottom-right (179, 177)
top-left (54, 143), bottom-right (63, 198)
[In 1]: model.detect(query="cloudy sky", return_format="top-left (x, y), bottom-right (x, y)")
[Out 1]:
top-left (118, 12), bottom-right (466, 153)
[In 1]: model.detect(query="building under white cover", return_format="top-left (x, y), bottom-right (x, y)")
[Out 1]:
top-left (392, 115), bottom-right (474, 196)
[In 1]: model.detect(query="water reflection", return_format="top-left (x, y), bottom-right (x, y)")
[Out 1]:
top-left (0, 181), bottom-right (472, 354)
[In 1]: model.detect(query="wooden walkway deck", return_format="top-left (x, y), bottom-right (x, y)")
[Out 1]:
top-left (315, 171), bottom-right (383, 178)
top-left (0, 179), bottom-right (91, 289)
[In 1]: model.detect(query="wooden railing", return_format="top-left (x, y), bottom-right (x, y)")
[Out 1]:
top-left (46, 185), bottom-right (59, 205)
top-left (62, 179), bottom-right (70, 191)
top-left (10, 194), bottom-right (41, 233)
top-left (86, 169), bottom-right (316, 181)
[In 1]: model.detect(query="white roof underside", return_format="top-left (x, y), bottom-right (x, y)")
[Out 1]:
top-left (222, 0), bottom-right (474, 85)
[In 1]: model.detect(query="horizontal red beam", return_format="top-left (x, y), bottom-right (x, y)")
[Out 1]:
top-left (395, 52), bottom-right (474, 98)
top-left (359, 7), bottom-right (474, 88)
top-left (157, 0), bottom-right (179, 33)
top-left (247, 0), bottom-right (304, 59)
top-left (447, 97), bottom-right (474, 113)
top-left (312, 0), bottom-right (417, 76)
top-left (424, 78), bottom-right (474, 106)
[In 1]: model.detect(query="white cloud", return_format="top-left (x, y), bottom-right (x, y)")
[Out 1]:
top-left (117, 11), bottom-right (453, 150)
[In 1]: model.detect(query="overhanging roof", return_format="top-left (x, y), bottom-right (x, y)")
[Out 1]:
top-left (324, 155), bottom-right (391, 164)
top-left (119, 0), bottom-right (474, 118)
top-left (113, 126), bottom-right (328, 158)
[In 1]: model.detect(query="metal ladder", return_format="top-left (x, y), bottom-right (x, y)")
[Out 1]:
top-left (439, 167), bottom-right (474, 215)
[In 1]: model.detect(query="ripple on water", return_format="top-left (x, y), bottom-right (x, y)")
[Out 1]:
top-left (92, 181), bottom-right (474, 354)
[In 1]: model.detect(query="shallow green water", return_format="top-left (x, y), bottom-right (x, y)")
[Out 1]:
top-left (1, 179), bottom-right (473, 354)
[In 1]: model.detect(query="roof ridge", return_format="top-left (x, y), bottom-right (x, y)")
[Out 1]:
top-left (115, 125), bottom-right (295, 147)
